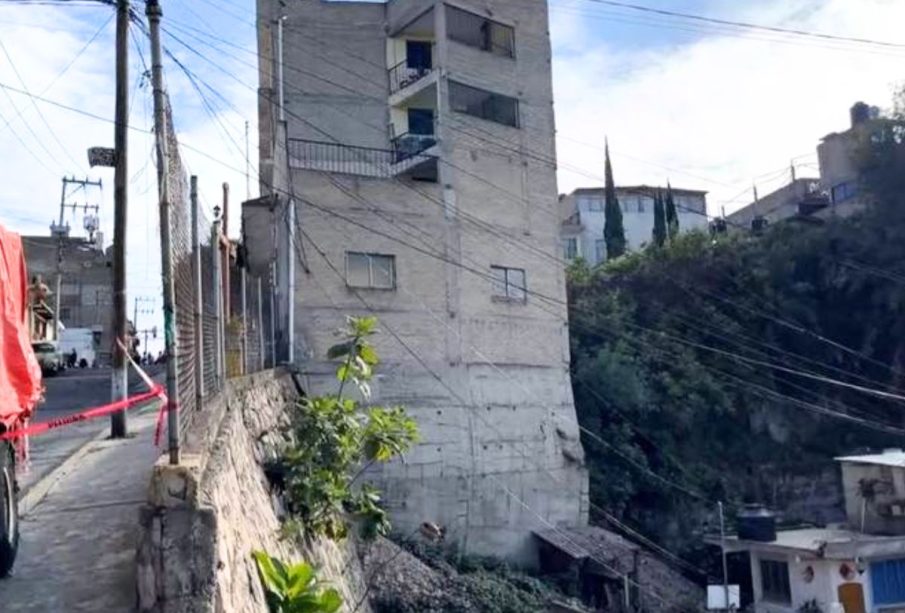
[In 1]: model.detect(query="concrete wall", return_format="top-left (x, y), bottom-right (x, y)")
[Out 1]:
top-left (261, 0), bottom-right (588, 564)
top-left (749, 552), bottom-right (870, 613)
top-left (136, 370), bottom-right (370, 612)
top-left (840, 461), bottom-right (905, 536)
top-left (727, 178), bottom-right (821, 228)
top-left (22, 236), bottom-right (113, 364)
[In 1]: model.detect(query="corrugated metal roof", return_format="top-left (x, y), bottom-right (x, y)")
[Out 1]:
top-left (836, 449), bottom-right (905, 467)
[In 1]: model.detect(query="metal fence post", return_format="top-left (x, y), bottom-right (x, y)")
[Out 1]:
top-left (241, 265), bottom-right (247, 375)
top-left (257, 276), bottom-right (265, 371)
top-left (191, 176), bottom-right (204, 408)
top-left (211, 218), bottom-right (223, 389)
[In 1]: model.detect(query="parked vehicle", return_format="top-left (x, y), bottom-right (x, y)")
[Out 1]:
top-left (32, 341), bottom-right (64, 376)
top-left (0, 223), bottom-right (44, 576)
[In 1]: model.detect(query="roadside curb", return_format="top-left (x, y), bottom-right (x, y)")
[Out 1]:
top-left (19, 424), bottom-right (108, 517)
top-left (18, 400), bottom-right (162, 517)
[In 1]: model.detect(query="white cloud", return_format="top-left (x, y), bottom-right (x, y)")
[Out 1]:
top-left (550, 0), bottom-right (905, 214)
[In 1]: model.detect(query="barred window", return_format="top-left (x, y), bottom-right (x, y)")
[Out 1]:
top-left (346, 252), bottom-right (396, 289)
top-left (449, 81), bottom-right (519, 128)
top-left (491, 265), bottom-right (526, 302)
top-left (446, 5), bottom-right (515, 58)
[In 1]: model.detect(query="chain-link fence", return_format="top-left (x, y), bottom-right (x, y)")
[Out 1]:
top-left (163, 99), bottom-right (277, 442)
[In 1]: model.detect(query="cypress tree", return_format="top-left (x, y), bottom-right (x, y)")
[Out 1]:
top-left (665, 182), bottom-right (680, 240)
top-left (603, 141), bottom-right (627, 259)
top-left (652, 188), bottom-right (667, 247)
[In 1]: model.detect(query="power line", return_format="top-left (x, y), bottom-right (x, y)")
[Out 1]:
top-left (575, 0), bottom-right (905, 49)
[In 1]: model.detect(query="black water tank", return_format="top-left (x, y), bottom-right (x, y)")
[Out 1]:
top-left (737, 504), bottom-right (776, 542)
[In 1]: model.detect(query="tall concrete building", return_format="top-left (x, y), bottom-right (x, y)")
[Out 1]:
top-left (254, 0), bottom-right (588, 562)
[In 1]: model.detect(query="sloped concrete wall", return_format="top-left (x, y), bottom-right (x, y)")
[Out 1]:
top-left (136, 370), bottom-right (370, 613)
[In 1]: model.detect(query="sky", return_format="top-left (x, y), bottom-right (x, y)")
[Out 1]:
top-left (0, 0), bottom-right (903, 352)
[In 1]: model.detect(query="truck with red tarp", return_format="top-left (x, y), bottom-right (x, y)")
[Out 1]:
top-left (0, 223), bottom-right (43, 576)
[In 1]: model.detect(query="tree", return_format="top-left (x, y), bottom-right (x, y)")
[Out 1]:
top-left (652, 188), bottom-right (667, 247)
top-left (665, 182), bottom-right (680, 240)
top-left (603, 140), bottom-right (627, 259)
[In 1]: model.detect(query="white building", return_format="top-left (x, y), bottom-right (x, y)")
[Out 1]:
top-left (253, 0), bottom-right (588, 564)
top-left (559, 185), bottom-right (708, 265)
top-left (714, 450), bottom-right (905, 613)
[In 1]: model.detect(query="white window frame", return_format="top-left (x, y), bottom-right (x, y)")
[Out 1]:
top-left (490, 265), bottom-right (527, 303)
top-left (345, 252), bottom-right (396, 290)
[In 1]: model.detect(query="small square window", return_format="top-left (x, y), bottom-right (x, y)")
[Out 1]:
top-left (345, 252), bottom-right (396, 289)
top-left (490, 265), bottom-right (526, 302)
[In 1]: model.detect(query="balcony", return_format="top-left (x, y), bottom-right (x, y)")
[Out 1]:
top-left (391, 132), bottom-right (437, 163)
top-left (388, 60), bottom-right (435, 96)
top-left (287, 138), bottom-right (437, 180)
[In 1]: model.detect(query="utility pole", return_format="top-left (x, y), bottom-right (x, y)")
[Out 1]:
top-left (110, 0), bottom-right (130, 438)
top-left (245, 119), bottom-right (251, 201)
top-left (790, 160), bottom-right (797, 183)
top-left (719, 501), bottom-right (730, 612)
top-left (133, 296), bottom-right (154, 332)
top-left (147, 0), bottom-right (180, 464)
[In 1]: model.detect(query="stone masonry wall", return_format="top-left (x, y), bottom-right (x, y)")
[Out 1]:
top-left (136, 370), bottom-right (370, 613)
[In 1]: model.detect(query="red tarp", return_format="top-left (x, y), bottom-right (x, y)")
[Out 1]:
top-left (0, 224), bottom-right (41, 431)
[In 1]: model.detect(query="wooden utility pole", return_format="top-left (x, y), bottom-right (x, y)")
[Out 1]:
top-left (147, 0), bottom-right (180, 464)
top-left (110, 0), bottom-right (130, 438)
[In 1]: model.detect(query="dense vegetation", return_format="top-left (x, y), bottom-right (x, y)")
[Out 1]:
top-left (568, 95), bottom-right (905, 560)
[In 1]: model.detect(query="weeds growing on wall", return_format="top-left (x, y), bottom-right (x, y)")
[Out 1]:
top-left (279, 316), bottom-right (420, 540)
top-left (252, 551), bottom-right (343, 613)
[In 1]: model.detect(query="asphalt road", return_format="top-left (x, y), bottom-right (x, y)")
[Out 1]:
top-left (18, 366), bottom-right (161, 495)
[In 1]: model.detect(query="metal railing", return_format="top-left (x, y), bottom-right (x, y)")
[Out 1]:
top-left (287, 138), bottom-right (437, 178)
top-left (388, 59), bottom-right (435, 95)
top-left (391, 132), bottom-right (437, 162)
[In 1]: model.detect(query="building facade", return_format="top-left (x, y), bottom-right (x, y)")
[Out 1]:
top-left (559, 185), bottom-right (708, 265)
top-left (714, 450), bottom-right (905, 613)
top-left (22, 235), bottom-right (113, 366)
top-left (728, 102), bottom-right (884, 230)
top-left (255, 0), bottom-right (588, 563)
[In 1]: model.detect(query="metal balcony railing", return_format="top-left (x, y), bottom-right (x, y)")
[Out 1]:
top-left (388, 60), bottom-right (434, 95)
top-left (391, 133), bottom-right (437, 162)
top-left (287, 138), bottom-right (437, 179)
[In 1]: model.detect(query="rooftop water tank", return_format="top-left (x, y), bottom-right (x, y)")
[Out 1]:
top-left (737, 504), bottom-right (776, 542)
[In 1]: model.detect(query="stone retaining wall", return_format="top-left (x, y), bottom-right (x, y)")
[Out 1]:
top-left (136, 369), bottom-right (370, 612)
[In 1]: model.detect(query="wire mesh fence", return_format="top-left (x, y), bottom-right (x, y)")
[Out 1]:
top-left (163, 98), bottom-right (276, 443)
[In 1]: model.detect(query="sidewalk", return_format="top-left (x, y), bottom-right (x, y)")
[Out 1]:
top-left (0, 406), bottom-right (161, 612)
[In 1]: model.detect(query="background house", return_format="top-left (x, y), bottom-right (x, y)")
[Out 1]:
top-left (559, 185), bottom-right (708, 265)
top-left (714, 450), bottom-right (905, 613)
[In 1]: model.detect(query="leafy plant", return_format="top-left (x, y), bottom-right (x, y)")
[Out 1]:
top-left (252, 551), bottom-right (343, 613)
top-left (280, 316), bottom-right (419, 540)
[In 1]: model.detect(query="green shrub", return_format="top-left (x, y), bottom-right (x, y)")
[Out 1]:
top-left (280, 316), bottom-right (419, 540)
top-left (252, 551), bottom-right (343, 613)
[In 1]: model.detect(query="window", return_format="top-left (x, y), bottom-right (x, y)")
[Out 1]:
top-left (446, 5), bottom-right (515, 58)
top-left (449, 81), bottom-right (519, 128)
top-left (595, 239), bottom-right (606, 264)
top-left (491, 266), bottom-right (526, 302)
top-left (832, 181), bottom-right (859, 204)
top-left (637, 197), bottom-right (646, 213)
top-left (562, 238), bottom-right (578, 260)
top-left (587, 197), bottom-right (604, 212)
top-left (345, 252), bottom-right (396, 289)
top-left (59, 307), bottom-right (72, 321)
top-left (759, 559), bottom-right (791, 604)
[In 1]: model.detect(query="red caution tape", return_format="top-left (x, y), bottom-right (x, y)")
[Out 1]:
top-left (0, 385), bottom-right (168, 442)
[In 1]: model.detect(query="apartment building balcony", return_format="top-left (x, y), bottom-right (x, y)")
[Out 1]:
top-left (287, 138), bottom-right (437, 181)
top-left (388, 57), bottom-right (438, 103)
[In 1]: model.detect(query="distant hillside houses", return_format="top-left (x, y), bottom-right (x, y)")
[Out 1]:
top-left (560, 185), bottom-right (708, 265)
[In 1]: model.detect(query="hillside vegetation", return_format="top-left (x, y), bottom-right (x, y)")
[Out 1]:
top-left (567, 96), bottom-right (905, 558)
